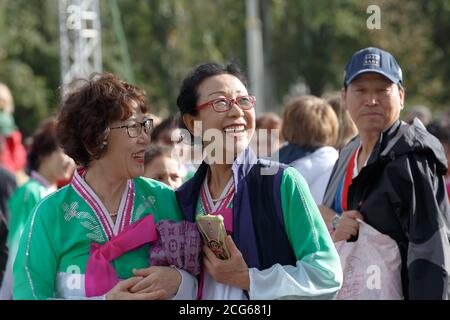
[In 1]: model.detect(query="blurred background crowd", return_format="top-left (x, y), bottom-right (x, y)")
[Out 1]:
top-left (0, 0), bottom-right (449, 299)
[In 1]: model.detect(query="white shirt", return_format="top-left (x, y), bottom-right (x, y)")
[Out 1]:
top-left (289, 146), bottom-right (338, 204)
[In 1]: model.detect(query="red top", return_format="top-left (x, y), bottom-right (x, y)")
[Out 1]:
top-left (0, 130), bottom-right (27, 173)
top-left (341, 148), bottom-right (359, 211)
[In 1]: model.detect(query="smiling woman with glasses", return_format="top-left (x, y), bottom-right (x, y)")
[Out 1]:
top-left (197, 95), bottom-right (256, 113)
top-left (175, 62), bottom-right (342, 300)
top-left (12, 73), bottom-right (198, 300)
top-left (110, 118), bottom-right (154, 138)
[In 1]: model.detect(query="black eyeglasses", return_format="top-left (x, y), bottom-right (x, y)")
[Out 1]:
top-left (196, 95), bottom-right (256, 113)
top-left (109, 118), bottom-right (153, 138)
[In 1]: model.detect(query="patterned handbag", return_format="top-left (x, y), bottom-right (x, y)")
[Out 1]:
top-left (150, 220), bottom-right (203, 276)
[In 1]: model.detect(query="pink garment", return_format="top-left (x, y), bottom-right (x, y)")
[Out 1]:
top-left (85, 214), bottom-right (158, 297)
top-left (150, 220), bottom-right (202, 276)
top-left (199, 179), bottom-right (234, 233)
top-left (215, 208), bottom-right (233, 234)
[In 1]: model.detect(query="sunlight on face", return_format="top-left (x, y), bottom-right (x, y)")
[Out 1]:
top-left (101, 102), bottom-right (150, 179)
top-left (343, 73), bottom-right (404, 134)
top-left (186, 74), bottom-right (256, 164)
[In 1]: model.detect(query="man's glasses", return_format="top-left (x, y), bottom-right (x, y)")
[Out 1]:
top-left (110, 118), bottom-right (153, 138)
top-left (196, 95), bottom-right (256, 113)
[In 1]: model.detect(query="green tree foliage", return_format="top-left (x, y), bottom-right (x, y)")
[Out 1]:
top-left (0, 0), bottom-right (448, 136)
top-left (101, 0), bottom-right (246, 117)
top-left (418, 0), bottom-right (450, 108)
top-left (268, 0), bottom-right (441, 113)
top-left (0, 0), bottom-right (58, 136)
top-left (268, 0), bottom-right (364, 101)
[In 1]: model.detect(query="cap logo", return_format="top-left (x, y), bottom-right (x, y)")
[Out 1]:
top-left (363, 54), bottom-right (380, 67)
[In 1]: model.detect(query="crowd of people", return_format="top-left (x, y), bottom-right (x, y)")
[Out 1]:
top-left (0, 46), bottom-right (449, 300)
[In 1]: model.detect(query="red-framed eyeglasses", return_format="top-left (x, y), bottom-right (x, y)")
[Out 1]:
top-left (196, 95), bottom-right (256, 113)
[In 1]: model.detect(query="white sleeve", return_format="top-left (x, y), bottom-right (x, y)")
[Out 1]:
top-left (170, 269), bottom-right (198, 300)
top-left (84, 271), bottom-right (198, 300)
top-left (248, 259), bottom-right (341, 300)
top-left (248, 167), bottom-right (341, 300)
top-left (0, 256), bottom-right (14, 300)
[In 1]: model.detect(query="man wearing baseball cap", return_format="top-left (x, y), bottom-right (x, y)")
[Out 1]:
top-left (320, 47), bottom-right (450, 299)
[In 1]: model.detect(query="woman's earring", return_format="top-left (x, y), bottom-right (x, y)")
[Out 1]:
top-left (100, 140), bottom-right (107, 150)
top-left (101, 128), bottom-right (110, 150)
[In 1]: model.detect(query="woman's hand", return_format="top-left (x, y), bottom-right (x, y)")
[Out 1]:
top-left (128, 266), bottom-right (182, 299)
top-left (203, 235), bottom-right (250, 291)
top-left (106, 277), bottom-right (167, 300)
top-left (332, 210), bottom-right (364, 242)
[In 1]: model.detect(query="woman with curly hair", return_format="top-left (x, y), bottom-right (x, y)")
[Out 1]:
top-left (13, 73), bottom-right (198, 300)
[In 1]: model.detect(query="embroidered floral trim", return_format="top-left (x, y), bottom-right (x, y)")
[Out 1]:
top-left (63, 202), bottom-right (106, 243)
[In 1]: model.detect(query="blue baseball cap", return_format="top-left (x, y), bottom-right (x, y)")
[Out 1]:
top-left (344, 47), bottom-right (403, 86)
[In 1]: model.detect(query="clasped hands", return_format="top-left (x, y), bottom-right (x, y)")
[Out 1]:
top-left (106, 235), bottom-right (250, 300)
top-left (106, 265), bottom-right (181, 300)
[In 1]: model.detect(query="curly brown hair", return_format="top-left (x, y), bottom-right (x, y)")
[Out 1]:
top-left (56, 73), bottom-right (148, 168)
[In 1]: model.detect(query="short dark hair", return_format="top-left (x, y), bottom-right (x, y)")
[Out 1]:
top-left (176, 62), bottom-right (248, 117)
top-left (56, 73), bottom-right (148, 168)
top-left (151, 113), bottom-right (181, 143)
top-left (144, 144), bottom-right (174, 166)
top-left (28, 118), bottom-right (59, 172)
